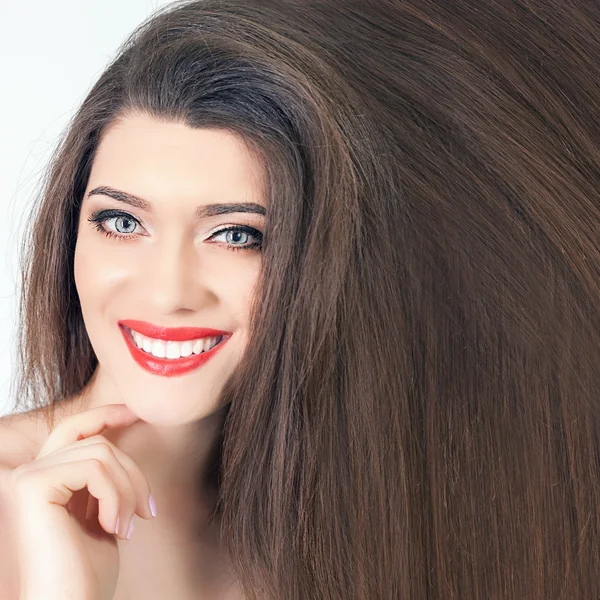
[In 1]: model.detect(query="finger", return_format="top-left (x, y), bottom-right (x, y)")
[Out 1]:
top-left (11, 458), bottom-right (122, 537)
top-left (40, 435), bottom-right (154, 520)
top-left (21, 442), bottom-right (145, 527)
top-left (37, 404), bottom-right (140, 459)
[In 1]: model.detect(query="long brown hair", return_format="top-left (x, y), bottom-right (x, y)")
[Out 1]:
top-left (11, 0), bottom-right (600, 598)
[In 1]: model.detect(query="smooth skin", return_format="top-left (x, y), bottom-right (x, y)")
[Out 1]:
top-left (8, 404), bottom-right (153, 600)
top-left (2, 113), bottom-right (264, 599)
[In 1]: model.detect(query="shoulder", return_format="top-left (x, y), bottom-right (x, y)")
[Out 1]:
top-left (0, 413), bottom-right (40, 469)
top-left (0, 416), bottom-right (29, 599)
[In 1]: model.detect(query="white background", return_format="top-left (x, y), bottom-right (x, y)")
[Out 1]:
top-left (0, 0), bottom-right (179, 416)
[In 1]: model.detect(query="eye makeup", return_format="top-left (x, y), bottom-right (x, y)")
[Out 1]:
top-left (87, 209), bottom-right (263, 253)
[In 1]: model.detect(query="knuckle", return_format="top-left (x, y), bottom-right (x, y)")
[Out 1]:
top-left (86, 434), bottom-right (106, 445)
top-left (110, 449), bottom-right (149, 488)
top-left (94, 442), bottom-right (116, 462)
top-left (88, 457), bottom-right (106, 475)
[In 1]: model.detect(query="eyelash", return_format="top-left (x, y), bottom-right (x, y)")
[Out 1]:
top-left (87, 210), bottom-right (263, 252)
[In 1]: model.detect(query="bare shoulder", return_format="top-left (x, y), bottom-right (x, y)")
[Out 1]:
top-left (0, 409), bottom-right (53, 598)
top-left (0, 409), bottom-right (48, 468)
top-left (0, 416), bottom-right (29, 599)
top-left (0, 461), bottom-right (17, 597)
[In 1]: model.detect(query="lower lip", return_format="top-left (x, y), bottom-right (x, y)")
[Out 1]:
top-left (119, 325), bottom-right (229, 377)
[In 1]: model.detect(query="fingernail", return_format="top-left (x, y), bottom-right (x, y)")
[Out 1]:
top-left (115, 515), bottom-right (120, 535)
top-left (126, 516), bottom-right (135, 540)
top-left (149, 494), bottom-right (157, 517)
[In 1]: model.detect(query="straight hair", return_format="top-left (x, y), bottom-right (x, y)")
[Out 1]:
top-left (11, 1), bottom-right (600, 598)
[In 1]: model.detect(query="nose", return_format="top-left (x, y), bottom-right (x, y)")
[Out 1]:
top-left (141, 234), bottom-right (214, 314)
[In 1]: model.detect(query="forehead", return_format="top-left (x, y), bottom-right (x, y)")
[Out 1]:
top-left (87, 113), bottom-right (266, 207)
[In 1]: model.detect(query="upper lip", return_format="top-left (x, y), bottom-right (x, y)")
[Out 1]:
top-left (119, 319), bottom-right (232, 342)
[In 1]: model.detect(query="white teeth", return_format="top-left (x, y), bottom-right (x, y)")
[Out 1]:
top-left (180, 341), bottom-right (193, 357)
top-left (152, 340), bottom-right (166, 358)
top-left (165, 342), bottom-right (179, 359)
top-left (128, 327), bottom-right (221, 359)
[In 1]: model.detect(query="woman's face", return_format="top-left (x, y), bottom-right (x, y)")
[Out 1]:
top-left (74, 112), bottom-right (265, 425)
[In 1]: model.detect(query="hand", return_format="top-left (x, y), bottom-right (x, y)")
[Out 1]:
top-left (6, 403), bottom-right (156, 600)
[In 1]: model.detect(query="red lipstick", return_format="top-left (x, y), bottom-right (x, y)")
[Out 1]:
top-left (118, 320), bottom-right (232, 377)
top-left (119, 319), bottom-right (230, 342)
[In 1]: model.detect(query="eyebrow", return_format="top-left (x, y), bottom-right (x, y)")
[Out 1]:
top-left (86, 185), bottom-right (266, 218)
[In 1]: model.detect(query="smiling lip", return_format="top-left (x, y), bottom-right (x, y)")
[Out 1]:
top-left (119, 319), bottom-right (231, 342)
top-left (118, 319), bottom-right (232, 378)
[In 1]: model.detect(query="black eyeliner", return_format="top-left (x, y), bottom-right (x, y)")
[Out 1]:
top-left (87, 209), bottom-right (263, 252)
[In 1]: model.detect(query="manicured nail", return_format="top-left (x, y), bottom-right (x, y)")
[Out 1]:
top-left (149, 494), bottom-right (157, 517)
top-left (126, 516), bottom-right (135, 540)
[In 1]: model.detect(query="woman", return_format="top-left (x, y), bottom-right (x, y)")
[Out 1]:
top-left (1, 0), bottom-right (599, 598)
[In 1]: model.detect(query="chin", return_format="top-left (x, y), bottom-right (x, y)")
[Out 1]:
top-left (118, 390), bottom-right (222, 427)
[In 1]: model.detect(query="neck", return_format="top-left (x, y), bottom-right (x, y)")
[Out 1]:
top-left (51, 366), bottom-right (227, 536)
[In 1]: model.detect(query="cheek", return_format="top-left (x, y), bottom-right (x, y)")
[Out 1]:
top-left (74, 223), bottom-right (262, 324)
top-left (219, 262), bottom-right (261, 323)
top-left (74, 234), bottom-right (131, 312)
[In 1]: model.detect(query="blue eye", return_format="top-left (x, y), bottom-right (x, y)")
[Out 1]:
top-left (87, 209), bottom-right (263, 253)
top-left (208, 226), bottom-right (263, 252)
top-left (106, 214), bottom-right (138, 235)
